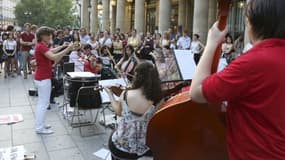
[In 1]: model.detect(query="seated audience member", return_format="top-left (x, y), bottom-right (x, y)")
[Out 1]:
top-left (104, 62), bottom-right (163, 159)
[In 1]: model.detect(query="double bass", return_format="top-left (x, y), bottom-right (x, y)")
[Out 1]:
top-left (146, 0), bottom-right (231, 160)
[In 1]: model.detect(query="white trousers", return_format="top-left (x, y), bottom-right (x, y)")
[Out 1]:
top-left (34, 79), bottom-right (51, 130)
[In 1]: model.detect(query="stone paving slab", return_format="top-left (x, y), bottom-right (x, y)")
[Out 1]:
top-left (0, 73), bottom-right (113, 160)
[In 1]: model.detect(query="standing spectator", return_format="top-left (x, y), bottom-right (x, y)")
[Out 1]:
top-left (53, 30), bottom-right (65, 47)
top-left (3, 33), bottom-right (17, 78)
top-left (191, 34), bottom-right (205, 65)
top-left (160, 31), bottom-right (170, 48)
top-left (20, 23), bottom-right (35, 79)
top-left (15, 31), bottom-right (22, 75)
top-left (143, 32), bottom-right (154, 54)
top-left (71, 31), bottom-right (80, 43)
top-left (99, 30), bottom-right (113, 52)
top-left (222, 35), bottom-right (234, 64)
top-left (113, 34), bottom-right (123, 62)
top-left (168, 27), bottom-right (176, 41)
top-left (63, 27), bottom-right (72, 43)
top-left (128, 29), bottom-right (140, 50)
top-left (0, 33), bottom-right (8, 73)
top-left (87, 32), bottom-right (99, 56)
top-left (153, 33), bottom-right (162, 49)
top-left (177, 30), bottom-right (191, 50)
top-left (79, 27), bottom-right (90, 45)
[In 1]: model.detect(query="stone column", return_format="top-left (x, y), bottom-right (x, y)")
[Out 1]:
top-left (81, 0), bottom-right (89, 30)
top-left (125, 3), bottom-right (131, 32)
top-left (178, 0), bottom-right (186, 29)
top-left (193, 0), bottom-right (209, 43)
top-left (208, 0), bottom-right (217, 29)
top-left (158, 0), bottom-right (171, 33)
top-left (135, 0), bottom-right (145, 33)
top-left (185, 0), bottom-right (194, 33)
top-left (102, 0), bottom-right (110, 31)
top-left (111, 5), bottom-right (116, 33)
top-left (90, 0), bottom-right (98, 33)
top-left (116, 0), bottom-right (125, 32)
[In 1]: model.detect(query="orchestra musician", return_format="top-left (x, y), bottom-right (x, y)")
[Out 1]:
top-left (34, 26), bottom-right (74, 134)
top-left (104, 62), bottom-right (163, 160)
top-left (190, 0), bottom-right (285, 159)
top-left (116, 45), bottom-right (139, 81)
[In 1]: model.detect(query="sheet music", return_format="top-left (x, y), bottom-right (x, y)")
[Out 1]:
top-left (174, 50), bottom-right (197, 80)
top-left (99, 78), bottom-right (127, 103)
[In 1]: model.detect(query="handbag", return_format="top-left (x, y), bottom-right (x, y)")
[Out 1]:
top-left (0, 53), bottom-right (8, 61)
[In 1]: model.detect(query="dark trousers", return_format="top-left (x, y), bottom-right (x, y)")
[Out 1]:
top-left (194, 53), bottom-right (201, 65)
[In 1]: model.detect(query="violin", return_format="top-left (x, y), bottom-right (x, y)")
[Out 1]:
top-left (146, 1), bottom-right (231, 160)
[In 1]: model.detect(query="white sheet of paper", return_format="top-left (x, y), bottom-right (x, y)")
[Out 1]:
top-left (0, 114), bottom-right (24, 125)
top-left (93, 148), bottom-right (111, 160)
top-left (67, 72), bottom-right (98, 78)
top-left (99, 78), bottom-right (127, 103)
top-left (0, 145), bottom-right (25, 160)
top-left (174, 50), bottom-right (197, 80)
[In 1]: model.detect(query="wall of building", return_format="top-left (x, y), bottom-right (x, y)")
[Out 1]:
top-left (0, 0), bottom-right (18, 28)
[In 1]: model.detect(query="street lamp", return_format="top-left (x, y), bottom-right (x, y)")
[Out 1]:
top-left (24, 11), bottom-right (32, 22)
top-left (111, 0), bottom-right (116, 6)
top-left (97, 0), bottom-right (103, 10)
top-left (76, 0), bottom-right (82, 27)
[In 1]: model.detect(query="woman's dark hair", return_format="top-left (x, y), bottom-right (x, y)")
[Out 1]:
top-left (36, 26), bottom-right (54, 42)
top-left (226, 34), bottom-right (233, 44)
top-left (194, 34), bottom-right (200, 39)
top-left (132, 62), bottom-right (163, 105)
top-left (122, 45), bottom-right (134, 61)
top-left (72, 31), bottom-right (80, 42)
top-left (56, 30), bottom-right (63, 37)
top-left (245, 0), bottom-right (285, 39)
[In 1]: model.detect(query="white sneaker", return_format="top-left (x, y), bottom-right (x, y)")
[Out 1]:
top-left (45, 124), bottom-right (52, 129)
top-left (36, 128), bottom-right (54, 135)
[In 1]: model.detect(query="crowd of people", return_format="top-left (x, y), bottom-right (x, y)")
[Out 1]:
top-left (0, 22), bottom-right (249, 80)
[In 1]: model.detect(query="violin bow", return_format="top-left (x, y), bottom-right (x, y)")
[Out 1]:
top-left (211, 0), bottom-right (232, 73)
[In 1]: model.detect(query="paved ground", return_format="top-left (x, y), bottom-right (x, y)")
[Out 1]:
top-left (0, 72), bottom-right (112, 160)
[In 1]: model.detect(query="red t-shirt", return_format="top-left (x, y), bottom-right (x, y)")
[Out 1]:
top-left (84, 61), bottom-right (97, 74)
top-left (34, 42), bottom-right (52, 80)
top-left (21, 32), bottom-right (35, 51)
top-left (202, 39), bottom-right (285, 160)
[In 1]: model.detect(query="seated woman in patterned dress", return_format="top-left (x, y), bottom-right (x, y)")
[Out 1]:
top-left (104, 62), bottom-right (163, 160)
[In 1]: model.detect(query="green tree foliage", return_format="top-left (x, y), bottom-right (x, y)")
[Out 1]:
top-left (15, 0), bottom-right (76, 27)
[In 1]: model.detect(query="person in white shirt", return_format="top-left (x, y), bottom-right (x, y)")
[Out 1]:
top-left (177, 30), bottom-right (191, 50)
top-left (99, 30), bottom-right (113, 50)
top-left (3, 33), bottom-right (17, 78)
top-left (69, 45), bottom-right (84, 72)
top-left (79, 28), bottom-right (90, 45)
top-left (87, 33), bottom-right (99, 56)
top-left (190, 34), bottom-right (205, 64)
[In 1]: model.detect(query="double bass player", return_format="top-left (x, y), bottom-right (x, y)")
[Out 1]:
top-left (191, 0), bottom-right (285, 159)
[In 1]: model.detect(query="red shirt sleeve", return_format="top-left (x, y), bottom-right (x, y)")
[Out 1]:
top-left (202, 57), bottom-right (250, 103)
top-left (39, 43), bottom-right (49, 55)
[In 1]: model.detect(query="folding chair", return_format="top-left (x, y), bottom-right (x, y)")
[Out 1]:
top-left (71, 86), bottom-right (104, 136)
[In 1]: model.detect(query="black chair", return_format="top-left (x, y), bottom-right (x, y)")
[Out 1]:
top-left (71, 86), bottom-right (104, 136)
top-left (63, 62), bottom-right (75, 74)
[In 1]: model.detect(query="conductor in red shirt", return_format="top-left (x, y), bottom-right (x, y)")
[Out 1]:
top-left (190, 0), bottom-right (285, 159)
top-left (34, 27), bottom-right (74, 134)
